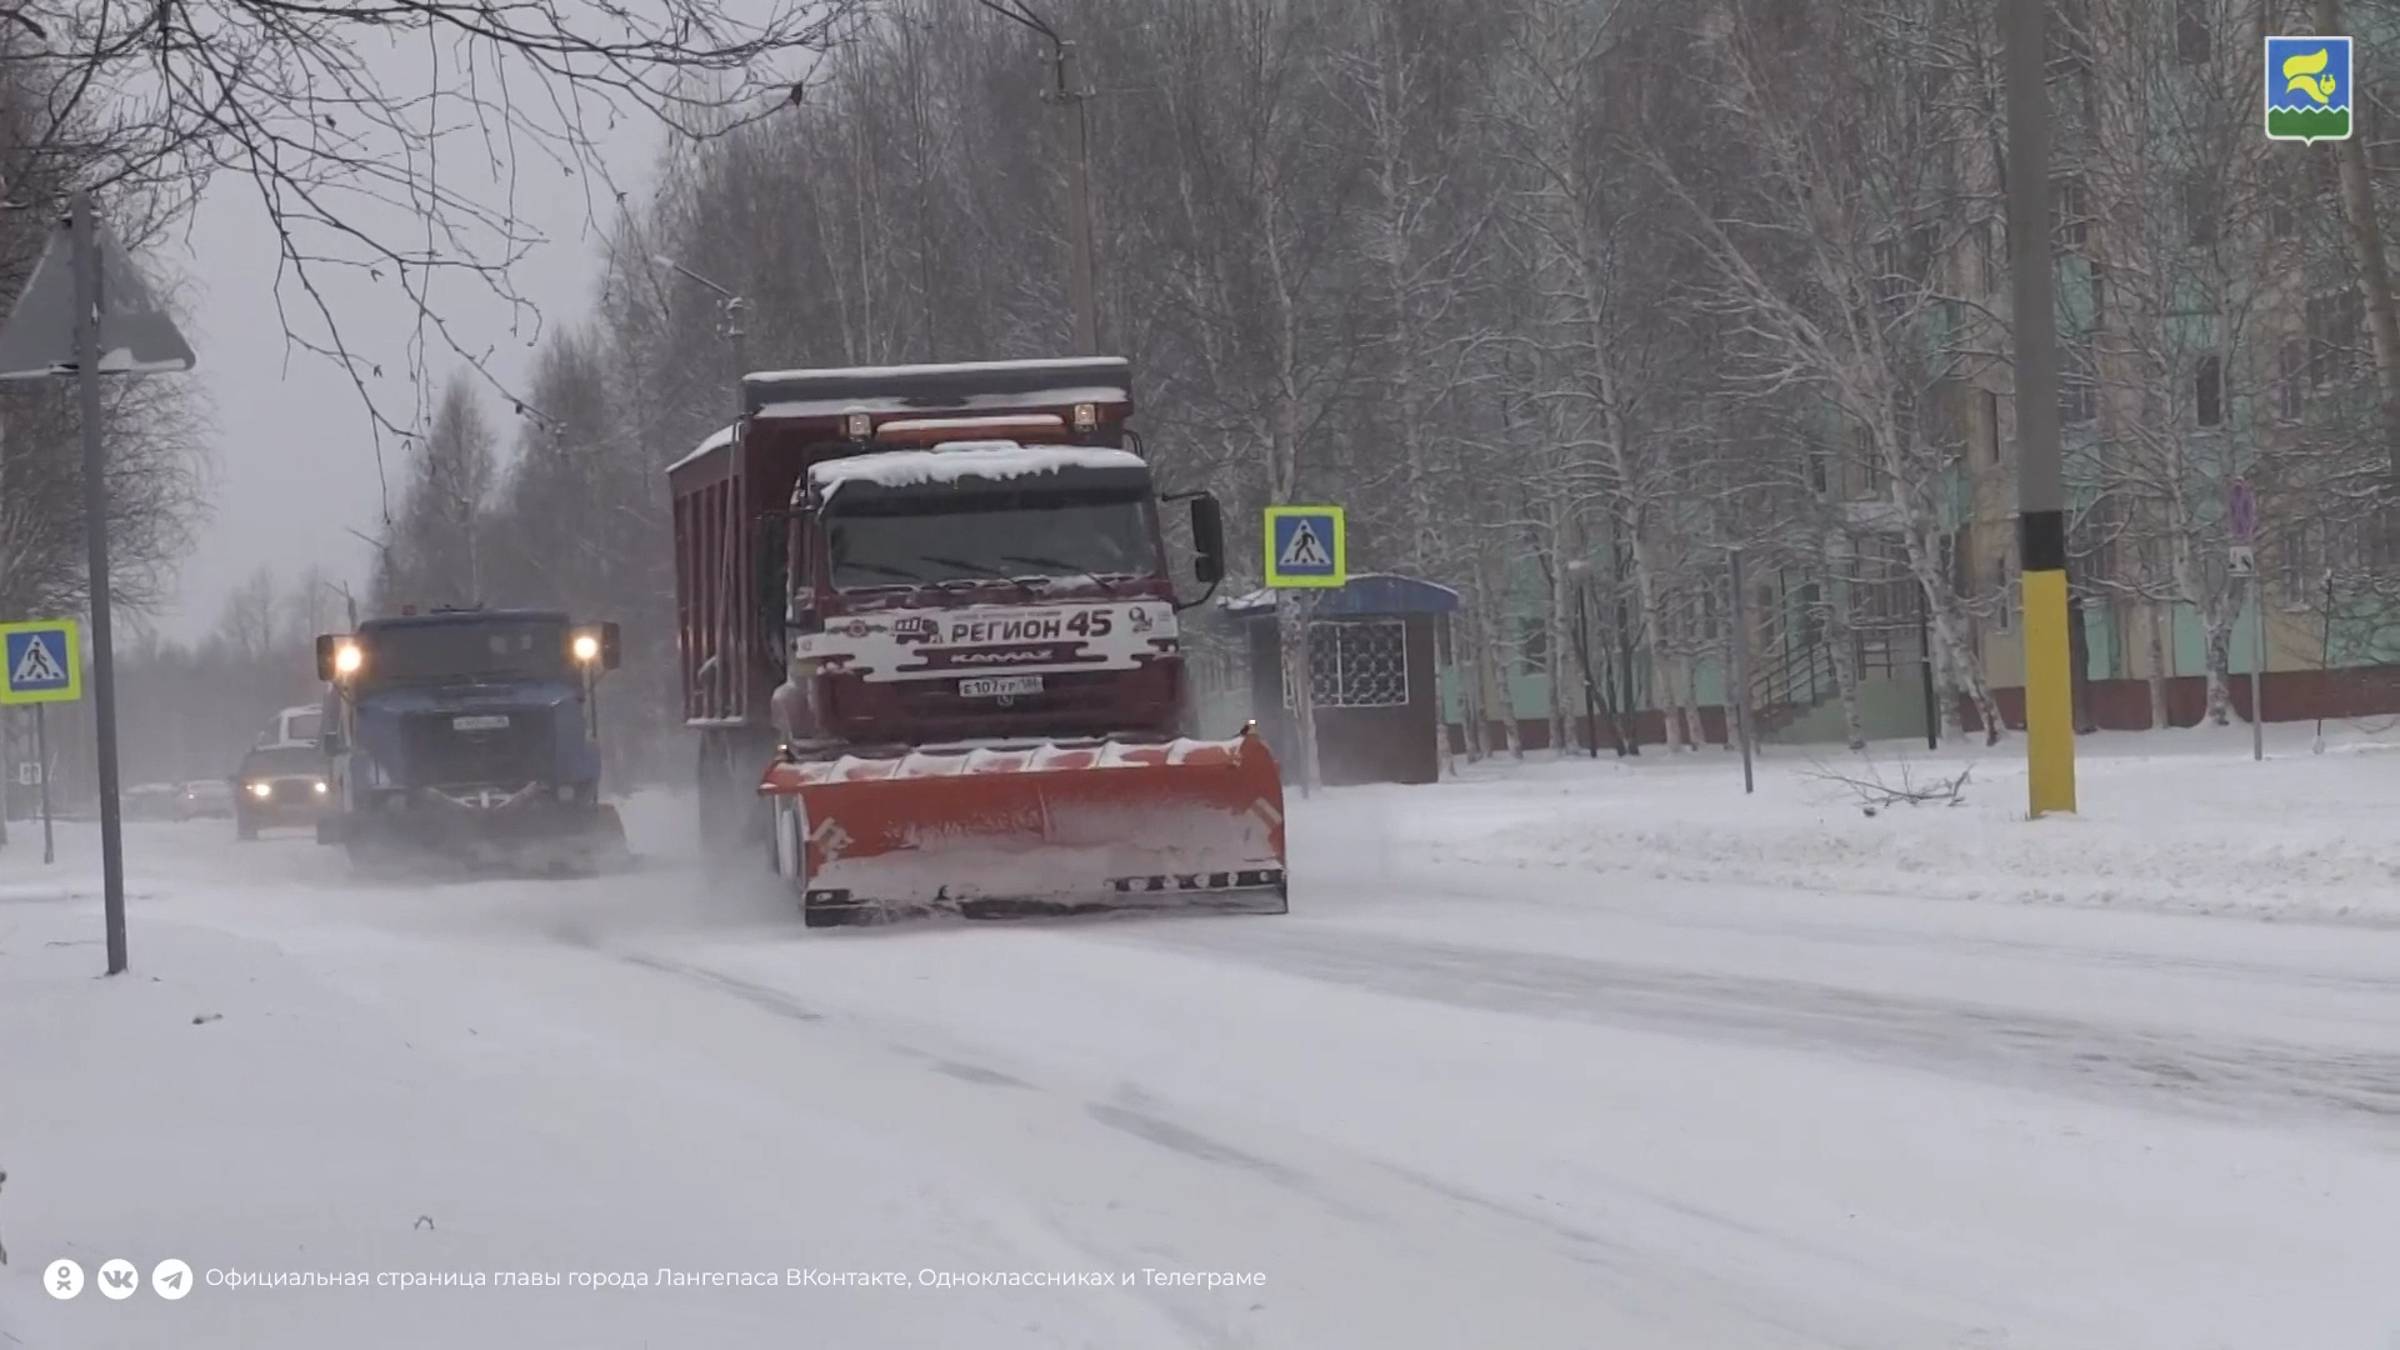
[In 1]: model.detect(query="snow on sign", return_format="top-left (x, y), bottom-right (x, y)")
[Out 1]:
top-left (0, 618), bottom-right (81, 705)
top-left (1264, 505), bottom-right (1347, 588)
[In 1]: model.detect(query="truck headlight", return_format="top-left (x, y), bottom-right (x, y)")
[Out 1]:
top-left (313, 781), bottom-right (328, 795)
top-left (572, 634), bottom-right (601, 663)
top-left (247, 782), bottom-right (271, 799)
top-left (334, 643), bottom-right (363, 676)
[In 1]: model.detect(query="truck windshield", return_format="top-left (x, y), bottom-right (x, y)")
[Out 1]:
top-left (824, 491), bottom-right (1157, 590)
top-left (359, 620), bottom-right (568, 685)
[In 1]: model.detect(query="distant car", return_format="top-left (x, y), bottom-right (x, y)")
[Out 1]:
top-left (177, 779), bottom-right (236, 820)
top-left (233, 745), bottom-right (332, 840)
top-left (124, 783), bottom-right (185, 822)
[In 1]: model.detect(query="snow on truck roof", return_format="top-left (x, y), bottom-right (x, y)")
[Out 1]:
top-left (752, 386), bottom-right (1129, 422)
top-left (809, 442), bottom-right (1146, 492)
top-left (744, 356), bottom-right (1128, 385)
top-left (667, 422), bottom-right (738, 474)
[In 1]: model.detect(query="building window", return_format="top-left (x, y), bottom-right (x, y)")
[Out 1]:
top-left (2051, 176), bottom-right (2088, 249)
top-left (2276, 338), bottom-right (2307, 421)
top-left (1517, 617), bottom-right (1549, 673)
top-left (2308, 290), bottom-right (2363, 386)
top-left (2195, 355), bottom-right (2223, 426)
top-left (2370, 502), bottom-right (2400, 572)
top-left (2176, 0), bottom-right (2210, 63)
top-left (2089, 260), bottom-right (2107, 329)
top-left (1982, 389), bottom-right (2001, 463)
top-left (2371, 89), bottom-right (2400, 173)
top-left (2059, 339), bottom-right (2098, 424)
top-left (2182, 174), bottom-right (2216, 246)
top-left (2279, 518), bottom-right (2326, 604)
top-left (1992, 556), bottom-right (2013, 632)
top-left (2072, 494), bottom-right (2119, 585)
top-left (1285, 620), bottom-right (1410, 709)
top-left (1982, 220), bottom-right (2004, 293)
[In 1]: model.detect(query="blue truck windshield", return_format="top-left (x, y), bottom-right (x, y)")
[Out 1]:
top-left (824, 493), bottom-right (1157, 590)
top-left (359, 620), bottom-right (568, 685)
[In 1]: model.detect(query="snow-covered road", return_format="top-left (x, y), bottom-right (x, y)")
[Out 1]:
top-left (6, 725), bottom-right (2399, 1349)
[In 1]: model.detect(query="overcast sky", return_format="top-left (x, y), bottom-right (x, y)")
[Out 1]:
top-left (146, 40), bottom-right (677, 645)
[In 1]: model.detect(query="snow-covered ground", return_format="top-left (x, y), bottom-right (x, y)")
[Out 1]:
top-left (4, 723), bottom-right (2398, 1348)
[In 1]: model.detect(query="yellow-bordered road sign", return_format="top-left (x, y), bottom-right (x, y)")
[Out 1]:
top-left (0, 618), bottom-right (82, 704)
top-left (1264, 505), bottom-right (1346, 588)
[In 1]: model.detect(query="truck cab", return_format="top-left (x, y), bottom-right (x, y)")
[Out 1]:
top-left (769, 438), bottom-right (1224, 749)
top-left (258, 703), bottom-right (323, 750)
top-left (311, 606), bottom-right (627, 868)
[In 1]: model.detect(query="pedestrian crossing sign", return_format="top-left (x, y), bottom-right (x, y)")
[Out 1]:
top-left (0, 618), bottom-right (81, 704)
top-left (1264, 505), bottom-right (1346, 588)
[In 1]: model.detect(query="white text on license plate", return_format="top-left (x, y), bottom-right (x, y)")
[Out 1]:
top-left (452, 714), bottom-right (510, 731)
top-left (958, 675), bottom-right (1043, 699)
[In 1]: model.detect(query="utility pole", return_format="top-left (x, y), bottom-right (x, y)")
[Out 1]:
top-left (981, 0), bottom-right (1100, 354)
top-left (2003, 0), bottom-right (2077, 817)
top-left (1045, 40), bottom-right (1100, 355)
top-left (652, 255), bottom-right (749, 722)
top-left (0, 191), bottom-right (194, 975)
top-left (72, 193), bottom-right (129, 970)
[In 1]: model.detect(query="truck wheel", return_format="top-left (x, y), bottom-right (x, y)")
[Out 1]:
top-left (773, 794), bottom-right (812, 891)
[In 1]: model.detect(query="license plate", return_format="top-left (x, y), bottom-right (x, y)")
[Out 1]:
top-left (452, 714), bottom-right (510, 732)
top-left (958, 675), bottom-right (1043, 699)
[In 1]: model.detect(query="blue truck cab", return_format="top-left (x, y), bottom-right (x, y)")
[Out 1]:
top-left (313, 606), bottom-right (627, 869)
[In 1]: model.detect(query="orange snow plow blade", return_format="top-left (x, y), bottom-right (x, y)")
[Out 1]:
top-left (760, 729), bottom-right (1288, 927)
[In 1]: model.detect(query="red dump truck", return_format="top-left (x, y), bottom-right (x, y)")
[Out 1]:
top-left (666, 356), bottom-right (1289, 926)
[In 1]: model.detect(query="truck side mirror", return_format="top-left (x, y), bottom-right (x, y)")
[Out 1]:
top-left (315, 634), bottom-right (338, 683)
top-left (1189, 494), bottom-right (1225, 585)
top-left (601, 622), bottom-right (622, 672)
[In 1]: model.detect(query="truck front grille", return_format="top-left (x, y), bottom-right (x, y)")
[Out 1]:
top-left (401, 711), bottom-right (554, 787)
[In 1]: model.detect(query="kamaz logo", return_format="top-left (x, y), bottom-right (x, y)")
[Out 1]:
top-left (892, 616), bottom-right (938, 644)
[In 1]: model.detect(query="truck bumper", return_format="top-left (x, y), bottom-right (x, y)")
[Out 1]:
top-left (321, 787), bottom-right (625, 859)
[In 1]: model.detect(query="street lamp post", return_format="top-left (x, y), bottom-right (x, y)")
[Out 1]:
top-left (978, 0), bottom-right (1101, 354)
top-left (2003, 0), bottom-right (2077, 816)
top-left (654, 256), bottom-right (751, 727)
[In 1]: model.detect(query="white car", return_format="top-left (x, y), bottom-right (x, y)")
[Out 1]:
top-left (177, 779), bottom-right (236, 820)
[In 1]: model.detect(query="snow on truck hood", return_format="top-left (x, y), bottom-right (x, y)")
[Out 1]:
top-left (809, 442), bottom-right (1147, 494)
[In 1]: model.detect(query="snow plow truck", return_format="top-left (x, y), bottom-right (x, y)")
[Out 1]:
top-left (312, 606), bottom-right (632, 875)
top-left (668, 356), bottom-right (1289, 927)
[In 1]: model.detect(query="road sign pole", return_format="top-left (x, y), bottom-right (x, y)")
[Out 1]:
top-left (73, 192), bottom-right (127, 974)
top-left (36, 703), bottom-right (52, 865)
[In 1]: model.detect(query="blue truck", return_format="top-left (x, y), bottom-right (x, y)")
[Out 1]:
top-left (312, 606), bottom-right (630, 873)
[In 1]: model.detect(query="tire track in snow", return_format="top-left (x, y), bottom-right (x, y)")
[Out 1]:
top-left (610, 945), bottom-right (1914, 1348)
top-left (1117, 924), bottom-right (2400, 1131)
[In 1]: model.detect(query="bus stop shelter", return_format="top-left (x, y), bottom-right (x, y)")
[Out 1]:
top-left (1218, 573), bottom-right (1459, 786)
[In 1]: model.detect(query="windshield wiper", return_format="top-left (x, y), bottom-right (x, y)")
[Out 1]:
top-left (1002, 555), bottom-right (1132, 595)
top-left (919, 555), bottom-right (1041, 597)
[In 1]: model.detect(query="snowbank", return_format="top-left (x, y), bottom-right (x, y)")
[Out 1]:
top-left (1333, 721), bottom-right (2400, 924)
